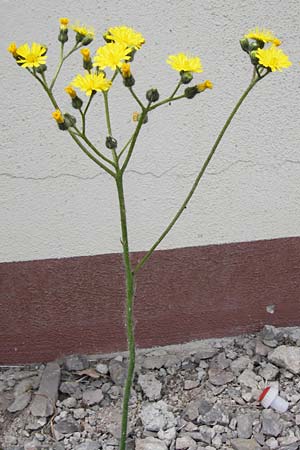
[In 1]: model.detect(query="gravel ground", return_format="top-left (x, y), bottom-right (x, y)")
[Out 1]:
top-left (1, 325), bottom-right (300, 450)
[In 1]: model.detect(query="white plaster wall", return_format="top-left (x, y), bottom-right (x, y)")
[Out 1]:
top-left (1, 0), bottom-right (300, 262)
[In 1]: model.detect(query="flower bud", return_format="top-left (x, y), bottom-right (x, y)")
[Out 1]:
top-left (7, 42), bottom-right (18, 58)
top-left (72, 96), bottom-right (83, 109)
top-left (180, 70), bottom-right (193, 84)
top-left (132, 112), bottom-right (148, 123)
top-left (80, 48), bottom-right (93, 70)
top-left (123, 75), bottom-right (135, 87)
top-left (197, 80), bottom-right (213, 92)
top-left (184, 86), bottom-right (198, 99)
top-left (58, 29), bottom-right (69, 43)
top-left (82, 35), bottom-right (93, 46)
top-left (239, 38), bottom-right (249, 52)
top-left (59, 18), bottom-right (69, 30)
top-left (146, 88), bottom-right (159, 103)
top-left (36, 64), bottom-right (47, 74)
top-left (106, 136), bottom-right (118, 149)
top-left (64, 113), bottom-right (76, 129)
top-left (250, 50), bottom-right (259, 65)
top-left (249, 42), bottom-right (261, 52)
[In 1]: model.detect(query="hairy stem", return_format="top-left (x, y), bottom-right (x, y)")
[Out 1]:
top-left (134, 76), bottom-right (258, 273)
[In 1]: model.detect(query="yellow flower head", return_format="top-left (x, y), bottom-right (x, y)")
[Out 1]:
top-left (7, 42), bottom-right (18, 57)
top-left (121, 62), bottom-right (131, 78)
top-left (71, 72), bottom-right (112, 96)
top-left (52, 110), bottom-right (64, 123)
top-left (59, 17), bottom-right (69, 30)
top-left (104, 25), bottom-right (145, 50)
top-left (65, 85), bottom-right (77, 98)
top-left (132, 112), bottom-right (140, 122)
top-left (197, 80), bottom-right (213, 92)
top-left (256, 45), bottom-right (292, 72)
top-left (166, 52), bottom-right (203, 73)
top-left (80, 48), bottom-right (91, 61)
top-left (245, 27), bottom-right (281, 46)
top-left (16, 42), bottom-right (47, 68)
top-left (93, 42), bottom-right (132, 70)
top-left (71, 22), bottom-right (95, 39)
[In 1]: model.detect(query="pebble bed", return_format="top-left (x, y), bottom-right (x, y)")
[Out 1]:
top-left (1, 325), bottom-right (300, 450)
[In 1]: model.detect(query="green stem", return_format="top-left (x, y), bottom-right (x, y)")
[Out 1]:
top-left (80, 93), bottom-right (95, 135)
top-left (73, 126), bottom-right (116, 167)
top-left (103, 91), bottom-right (112, 136)
top-left (115, 172), bottom-right (135, 450)
top-left (149, 93), bottom-right (186, 111)
top-left (170, 80), bottom-right (182, 98)
top-left (134, 76), bottom-right (258, 274)
top-left (118, 135), bottom-right (133, 161)
top-left (50, 42), bottom-right (80, 90)
top-left (128, 87), bottom-right (145, 110)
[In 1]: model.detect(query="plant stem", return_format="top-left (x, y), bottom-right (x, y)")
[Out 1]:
top-left (115, 172), bottom-right (135, 450)
top-left (134, 76), bottom-right (258, 274)
top-left (103, 91), bottom-right (112, 136)
top-left (50, 42), bottom-right (80, 90)
top-left (128, 87), bottom-right (145, 110)
top-left (149, 93), bottom-right (186, 111)
top-left (169, 80), bottom-right (182, 98)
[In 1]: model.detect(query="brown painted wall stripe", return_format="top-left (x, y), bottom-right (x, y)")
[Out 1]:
top-left (1, 236), bottom-right (300, 364)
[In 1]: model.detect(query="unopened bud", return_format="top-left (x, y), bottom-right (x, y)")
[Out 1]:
top-left (82, 35), bottom-right (93, 46)
top-left (197, 80), bottom-right (213, 93)
top-left (64, 113), bottom-right (76, 129)
top-left (106, 136), bottom-right (118, 149)
top-left (72, 96), bottom-right (83, 109)
top-left (7, 42), bottom-right (18, 58)
top-left (58, 29), bottom-right (68, 43)
top-left (184, 86), bottom-right (198, 99)
top-left (146, 88), bottom-right (159, 103)
top-left (239, 38), bottom-right (249, 52)
top-left (180, 71), bottom-right (193, 84)
top-left (250, 50), bottom-right (259, 65)
top-left (249, 42), bottom-right (261, 52)
top-left (36, 64), bottom-right (47, 74)
top-left (123, 75), bottom-right (135, 87)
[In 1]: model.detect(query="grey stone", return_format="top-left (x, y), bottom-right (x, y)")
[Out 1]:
top-left (183, 399), bottom-right (201, 421)
top-left (259, 363), bottom-right (279, 381)
top-left (199, 405), bottom-right (229, 426)
top-left (136, 437), bottom-right (168, 450)
top-left (198, 399), bottom-right (213, 415)
top-left (175, 436), bottom-right (197, 449)
top-left (108, 359), bottom-right (127, 386)
top-left (64, 355), bottom-right (89, 371)
top-left (73, 407), bottom-right (87, 419)
top-left (231, 356), bottom-right (252, 374)
top-left (60, 381), bottom-right (81, 395)
top-left (54, 416), bottom-right (81, 434)
top-left (14, 377), bottom-right (39, 396)
top-left (157, 427), bottom-right (177, 442)
top-left (193, 425), bottom-right (215, 444)
top-left (7, 391), bottom-right (31, 412)
top-left (211, 352), bottom-right (230, 370)
top-left (25, 416), bottom-right (47, 431)
top-left (138, 372), bottom-right (162, 401)
top-left (255, 340), bottom-right (269, 356)
top-left (140, 401), bottom-right (176, 432)
top-left (82, 389), bottom-right (103, 406)
top-left (61, 396), bottom-right (77, 408)
top-left (237, 414), bottom-right (255, 439)
top-left (142, 354), bottom-right (180, 370)
top-left (268, 346), bottom-right (300, 374)
top-left (184, 379), bottom-right (200, 390)
top-left (238, 369), bottom-right (259, 389)
top-left (208, 368), bottom-right (234, 386)
top-left (75, 440), bottom-right (100, 450)
top-left (260, 325), bottom-right (283, 346)
top-left (30, 362), bottom-right (60, 417)
top-left (95, 362), bottom-right (109, 374)
top-left (265, 437), bottom-right (278, 449)
top-left (231, 438), bottom-right (261, 450)
top-left (261, 409), bottom-right (282, 437)
top-left (194, 346), bottom-right (219, 362)
top-left (24, 440), bottom-right (41, 450)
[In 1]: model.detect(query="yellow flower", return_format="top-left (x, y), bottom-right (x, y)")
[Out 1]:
top-left (256, 46), bottom-right (292, 72)
top-left (80, 48), bottom-right (91, 61)
top-left (104, 25), bottom-right (145, 50)
top-left (52, 110), bottom-right (64, 123)
top-left (132, 112), bottom-right (140, 122)
top-left (93, 42), bottom-right (132, 70)
top-left (166, 52), bottom-right (203, 73)
top-left (71, 72), bottom-right (112, 96)
top-left (59, 17), bottom-right (69, 30)
top-left (245, 27), bottom-right (281, 46)
top-left (65, 85), bottom-right (77, 98)
top-left (16, 42), bottom-right (47, 68)
top-left (71, 22), bottom-right (95, 39)
top-left (197, 80), bottom-right (213, 92)
top-left (121, 62), bottom-right (131, 78)
top-left (7, 42), bottom-right (17, 57)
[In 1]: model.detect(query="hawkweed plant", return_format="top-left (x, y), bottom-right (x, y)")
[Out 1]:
top-left (8, 22), bottom-right (292, 450)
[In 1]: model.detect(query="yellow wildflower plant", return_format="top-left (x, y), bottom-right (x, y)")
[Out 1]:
top-left (71, 72), bottom-right (112, 96)
top-left (167, 52), bottom-right (203, 73)
top-left (197, 80), bottom-right (213, 92)
top-left (7, 42), bottom-right (18, 57)
top-left (121, 62), bottom-right (131, 78)
top-left (93, 42), bottom-right (132, 70)
top-left (104, 25), bottom-right (145, 50)
top-left (15, 42), bottom-right (47, 68)
top-left (52, 110), bottom-right (64, 123)
top-left (71, 21), bottom-right (95, 39)
top-left (245, 27), bottom-right (281, 46)
top-left (59, 18), bottom-right (69, 30)
top-left (256, 45), bottom-right (292, 72)
top-left (80, 48), bottom-right (91, 61)
top-left (64, 85), bottom-right (77, 98)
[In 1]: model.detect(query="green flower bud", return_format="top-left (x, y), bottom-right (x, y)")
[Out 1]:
top-left (128, 49), bottom-right (136, 62)
top-left (123, 75), bottom-right (135, 87)
top-left (239, 38), bottom-right (249, 52)
top-left (250, 50), bottom-right (259, 66)
top-left (75, 32), bottom-right (84, 43)
top-left (82, 35), bottom-right (93, 46)
top-left (36, 64), bottom-right (47, 74)
top-left (180, 70), bottom-right (193, 84)
top-left (71, 96), bottom-right (83, 110)
top-left (58, 29), bottom-right (68, 43)
top-left (184, 86), bottom-right (198, 99)
top-left (249, 42), bottom-right (261, 52)
top-left (146, 88), bottom-right (159, 103)
top-left (106, 136), bottom-right (118, 149)
top-left (63, 113), bottom-right (76, 129)
top-left (83, 59), bottom-right (93, 71)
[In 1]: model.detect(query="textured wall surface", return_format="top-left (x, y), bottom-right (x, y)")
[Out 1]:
top-left (2, 0), bottom-right (300, 262)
